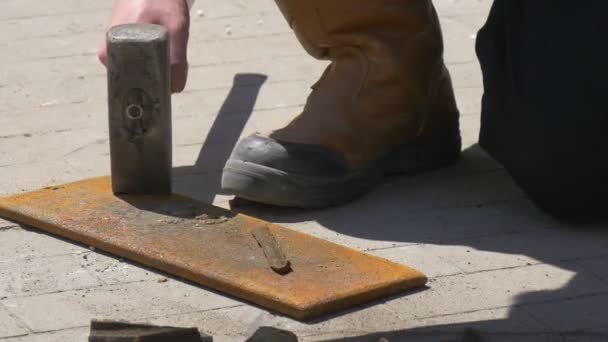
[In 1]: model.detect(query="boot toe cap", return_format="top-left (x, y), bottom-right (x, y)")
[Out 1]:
top-left (228, 135), bottom-right (350, 178)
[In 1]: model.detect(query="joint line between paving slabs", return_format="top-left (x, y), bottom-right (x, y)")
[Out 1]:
top-left (0, 301), bottom-right (32, 337)
top-left (139, 304), bottom-right (246, 323)
top-left (188, 53), bottom-right (313, 69)
top-left (515, 290), bottom-right (608, 323)
top-left (11, 325), bottom-right (91, 339)
top-left (0, 305), bottom-right (247, 338)
top-left (182, 77), bottom-right (311, 94)
top-left (513, 290), bottom-right (608, 330)
top-left (4, 278), bottom-right (155, 300)
top-left (425, 260), bottom-right (545, 280)
top-left (388, 290), bottom-right (608, 325)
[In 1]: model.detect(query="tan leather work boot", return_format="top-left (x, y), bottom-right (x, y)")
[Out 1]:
top-left (221, 0), bottom-right (461, 208)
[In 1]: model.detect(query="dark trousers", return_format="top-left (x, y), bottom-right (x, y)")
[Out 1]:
top-left (476, 0), bottom-right (608, 221)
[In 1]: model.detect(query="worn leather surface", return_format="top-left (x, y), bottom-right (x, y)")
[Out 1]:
top-left (265, 0), bottom-right (460, 168)
top-left (231, 136), bottom-right (351, 177)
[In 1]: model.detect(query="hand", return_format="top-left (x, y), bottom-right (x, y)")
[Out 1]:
top-left (98, 0), bottom-right (191, 93)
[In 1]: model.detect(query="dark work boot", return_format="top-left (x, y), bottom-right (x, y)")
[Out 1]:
top-left (221, 0), bottom-right (461, 208)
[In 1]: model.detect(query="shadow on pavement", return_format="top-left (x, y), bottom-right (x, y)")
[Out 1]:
top-left (173, 72), bottom-right (267, 204)
top-left (228, 145), bottom-right (608, 339)
top-left (159, 72), bottom-right (608, 338)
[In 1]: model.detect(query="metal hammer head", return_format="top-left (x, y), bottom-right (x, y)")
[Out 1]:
top-left (106, 24), bottom-right (172, 195)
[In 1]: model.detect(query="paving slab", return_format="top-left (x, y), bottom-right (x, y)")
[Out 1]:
top-left (411, 308), bottom-right (544, 334)
top-left (0, 254), bottom-right (101, 298)
top-left (0, 229), bottom-right (88, 262)
top-left (384, 264), bottom-right (608, 319)
top-left (575, 255), bottom-right (608, 284)
top-left (305, 306), bottom-right (548, 341)
top-left (1, 78), bottom-right (307, 134)
top-left (144, 303), bottom-right (403, 341)
top-left (309, 332), bottom-right (603, 342)
top-left (413, 229), bottom-right (608, 274)
top-left (271, 200), bottom-right (542, 255)
top-left (522, 293), bottom-right (608, 332)
top-left (303, 307), bottom-right (545, 341)
top-left (1, 280), bottom-right (240, 332)
top-left (370, 245), bottom-right (463, 279)
top-left (0, 327), bottom-right (248, 342)
top-left (0, 0), bottom-right (109, 20)
top-left (1, 0), bottom-right (606, 340)
top-left (447, 62), bottom-right (484, 89)
top-left (0, 305), bottom-right (27, 339)
top-left (455, 88), bottom-right (484, 117)
top-left (557, 335), bottom-right (608, 342)
top-left (79, 253), bottom-right (160, 286)
top-left (1, 327), bottom-right (89, 342)
top-left (193, 0), bottom-right (278, 19)
top-left (0, 220), bottom-right (16, 230)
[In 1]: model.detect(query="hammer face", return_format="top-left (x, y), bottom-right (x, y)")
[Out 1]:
top-left (107, 24), bottom-right (172, 195)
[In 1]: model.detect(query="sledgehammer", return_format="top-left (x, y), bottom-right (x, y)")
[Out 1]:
top-left (106, 24), bottom-right (172, 195)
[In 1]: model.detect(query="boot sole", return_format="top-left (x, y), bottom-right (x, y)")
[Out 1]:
top-left (222, 135), bottom-right (461, 208)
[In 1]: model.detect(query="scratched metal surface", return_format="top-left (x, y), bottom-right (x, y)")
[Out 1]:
top-left (0, 177), bottom-right (427, 320)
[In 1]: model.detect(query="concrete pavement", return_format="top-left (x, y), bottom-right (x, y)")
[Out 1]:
top-left (1, 0), bottom-right (608, 340)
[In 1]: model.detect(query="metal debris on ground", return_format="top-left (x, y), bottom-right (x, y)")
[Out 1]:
top-left (252, 225), bottom-right (292, 275)
top-left (89, 320), bottom-right (211, 342)
top-left (245, 327), bottom-right (298, 342)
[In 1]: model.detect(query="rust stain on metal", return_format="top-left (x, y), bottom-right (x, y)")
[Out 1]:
top-left (0, 177), bottom-right (427, 320)
top-left (252, 225), bottom-right (292, 275)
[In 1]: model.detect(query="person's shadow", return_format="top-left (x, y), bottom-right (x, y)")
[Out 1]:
top-left (229, 148), bottom-right (608, 341)
top-left (173, 73), bottom-right (608, 340)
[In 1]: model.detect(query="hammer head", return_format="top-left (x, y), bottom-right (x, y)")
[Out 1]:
top-left (106, 24), bottom-right (172, 195)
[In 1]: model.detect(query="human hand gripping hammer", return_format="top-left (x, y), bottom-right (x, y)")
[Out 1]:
top-left (106, 24), bottom-right (172, 195)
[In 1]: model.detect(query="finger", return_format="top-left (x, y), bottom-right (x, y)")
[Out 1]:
top-left (168, 18), bottom-right (190, 93)
top-left (171, 62), bottom-right (188, 93)
top-left (97, 41), bottom-right (108, 66)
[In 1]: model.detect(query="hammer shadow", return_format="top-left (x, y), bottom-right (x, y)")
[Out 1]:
top-left (173, 73), bottom-right (268, 204)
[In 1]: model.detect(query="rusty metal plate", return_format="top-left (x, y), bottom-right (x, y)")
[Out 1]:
top-left (0, 177), bottom-right (426, 320)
